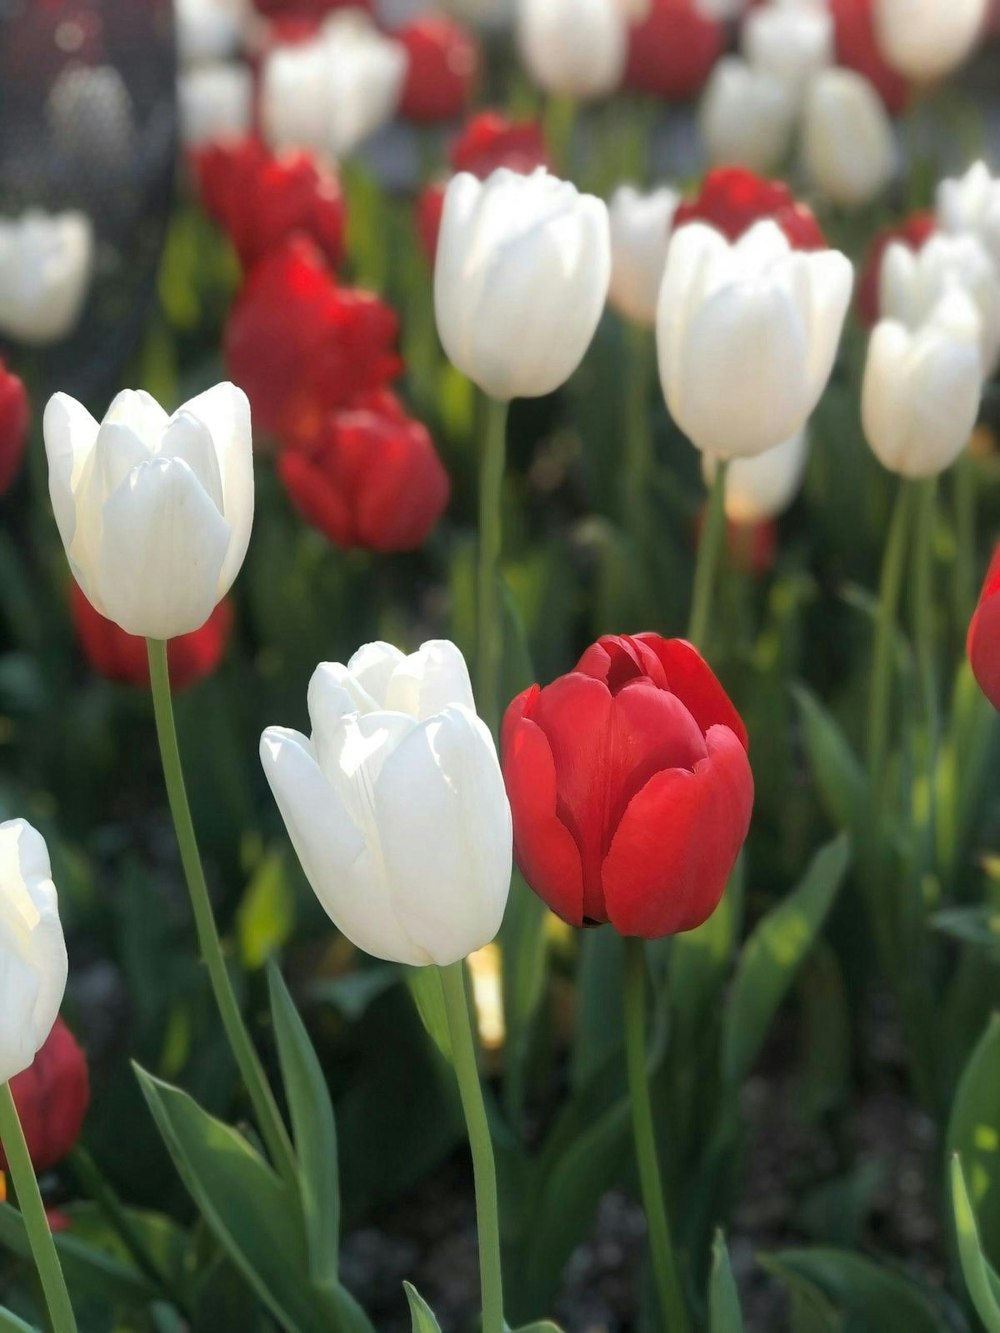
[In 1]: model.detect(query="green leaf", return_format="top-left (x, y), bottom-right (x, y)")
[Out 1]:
top-left (237, 849), bottom-right (295, 970)
top-left (571, 928), bottom-right (624, 1092)
top-left (721, 835), bottom-right (850, 1087)
top-left (671, 859), bottom-right (745, 1039)
top-left (0, 1308), bottom-right (37, 1332)
top-left (932, 906), bottom-right (1000, 956)
top-left (761, 1249), bottom-right (942, 1331)
top-left (268, 963), bottom-right (340, 1288)
top-left (709, 1230), bottom-right (744, 1332)
top-left (509, 1324), bottom-right (565, 1331)
top-left (501, 874), bottom-right (550, 1119)
top-left (0, 1204), bottom-right (154, 1310)
top-left (406, 967), bottom-right (452, 1061)
top-left (951, 1155), bottom-right (1000, 1332)
top-left (403, 1283), bottom-right (442, 1332)
top-left (947, 1014), bottom-right (1000, 1270)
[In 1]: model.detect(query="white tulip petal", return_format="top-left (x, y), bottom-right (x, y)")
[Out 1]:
top-left (705, 429), bottom-right (809, 522)
top-left (43, 392), bottom-right (99, 555)
top-left (386, 640), bottom-right (477, 719)
top-left (801, 69), bottom-right (896, 209)
top-left (346, 642), bottom-right (408, 707)
top-left (179, 383), bottom-right (253, 594)
top-left (608, 185), bottom-right (679, 328)
top-left (160, 413), bottom-right (225, 514)
top-left (516, 0), bottom-right (627, 100)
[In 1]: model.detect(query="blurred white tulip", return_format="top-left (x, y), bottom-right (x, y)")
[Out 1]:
top-left (516, 0), bottom-right (627, 100)
top-left (608, 184), bottom-right (679, 328)
top-left (178, 63), bottom-right (252, 148)
top-left (47, 65), bottom-right (135, 164)
top-left (175, 0), bottom-right (248, 67)
top-left (741, 2), bottom-right (834, 104)
top-left (937, 161), bottom-right (1000, 270)
top-left (873, 0), bottom-right (986, 81)
top-left (0, 210), bottom-right (93, 346)
top-left (703, 429), bottom-right (809, 522)
top-left (801, 69), bottom-right (896, 208)
top-left (699, 58), bottom-right (796, 175)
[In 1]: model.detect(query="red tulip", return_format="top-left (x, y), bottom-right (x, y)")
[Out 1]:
top-left (193, 137), bottom-right (346, 270)
top-left (856, 211), bottom-right (936, 327)
top-left (502, 634), bottom-right (753, 937)
top-left (72, 584), bottom-right (234, 690)
top-left (399, 17), bottom-right (479, 124)
top-left (829, 0), bottom-right (910, 115)
top-left (0, 359), bottom-right (29, 496)
top-left (278, 391), bottom-right (450, 552)
top-left (624, 0), bottom-right (724, 101)
top-left (674, 167), bottom-right (826, 250)
top-left (968, 544), bottom-right (1000, 710)
top-left (0, 1019), bottom-right (89, 1175)
top-left (224, 236), bottom-right (402, 449)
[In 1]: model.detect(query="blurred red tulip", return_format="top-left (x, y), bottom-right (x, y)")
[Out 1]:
top-left (72, 585), bottom-right (234, 690)
top-left (624, 0), bottom-right (724, 101)
top-left (252, 0), bottom-right (370, 16)
top-left (856, 211), bottom-right (936, 326)
top-left (968, 544), bottom-right (1000, 710)
top-left (674, 166), bottom-right (826, 249)
top-left (279, 391), bottom-right (450, 552)
top-left (502, 634), bottom-right (753, 937)
top-left (399, 17), bottom-right (479, 124)
top-left (0, 360), bottom-right (29, 497)
top-left (193, 137), bottom-right (346, 270)
top-left (224, 236), bottom-right (402, 448)
top-left (694, 507), bottom-right (778, 577)
top-left (829, 0), bottom-right (911, 115)
top-left (0, 1019), bottom-right (89, 1176)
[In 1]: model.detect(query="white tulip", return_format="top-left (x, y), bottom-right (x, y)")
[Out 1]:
top-left (0, 820), bottom-right (67, 1085)
top-left (608, 185), bottom-right (679, 328)
top-left (0, 211), bottom-right (93, 346)
top-left (43, 383), bottom-right (253, 640)
top-left (261, 640), bottom-right (512, 967)
top-left (703, 428), bottom-right (809, 522)
top-left (175, 0), bottom-right (248, 67)
top-left (801, 69), bottom-right (896, 208)
top-left (656, 220), bottom-right (853, 458)
top-left (937, 161), bottom-right (1000, 270)
top-left (178, 63), bottom-right (252, 148)
top-left (874, 0), bottom-right (986, 81)
top-left (435, 168), bottom-right (611, 400)
top-left (516, 0), bottom-right (627, 100)
top-left (741, 2), bottom-right (834, 104)
top-left (863, 292), bottom-right (982, 477)
top-left (699, 58), bottom-right (796, 176)
top-left (261, 12), bottom-right (406, 160)
top-left (880, 231), bottom-right (1000, 373)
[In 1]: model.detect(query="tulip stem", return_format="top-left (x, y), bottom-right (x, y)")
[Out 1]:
top-left (623, 325), bottom-right (654, 553)
top-left (477, 398), bottom-right (510, 736)
top-left (623, 938), bottom-right (691, 1333)
top-left (145, 639), bottom-right (298, 1188)
top-left (438, 962), bottom-right (504, 1333)
top-left (954, 452), bottom-right (977, 629)
top-left (0, 1081), bottom-right (77, 1333)
top-left (688, 460), bottom-right (729, 650)
top-left (867, 483), bottom-right (914, 789)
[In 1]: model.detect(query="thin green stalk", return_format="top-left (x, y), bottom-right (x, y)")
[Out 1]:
top-left (0, 1082), bottom-right (77, 1333)
top-left (623, 938), bottom-right (691, 1333)
top-left (476, 398), bottom-right (510, 737)
top-left (145, 640), bottom-right (297, 1187)
top-left (914, 478), bottom-right (940, 789)
top-left (543, 94), bottom-right (577, 177)
top-left (687, 460), bottom-right (729, 650)
top-left (439, 963), bottom-right (504, 1333)
top-left (867, 484), bottom-right (914, 790)
top-left (622, 325), bottom-right (654, 554)
top-left (954, 452), bottom-right (977, 630)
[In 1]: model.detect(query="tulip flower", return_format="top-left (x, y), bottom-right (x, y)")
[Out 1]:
top-left (703, 428), bottom-right (809, 523)
top-left (0, 211), bottom-right (93, 346)
top-left (873, 0), bottom-right (986, 81)
top-left (829, 0), bottom-right (909, 114)
top-left (278, 391), bottom-right (450, 551)
top-left (698, 58), bottom-right (796, 175)
top-left (0, 361), bottom-right (28, 497)
top-left (937, 162), bottom-right (1000, 271)
top-left (856, 211), bottom-right (935, 326)
top-left (176, 0), bottom-right (246, 66)
top-left (178, 64), bottom-right (253, 149)
top-left (968, 544), bottom-right (1000, 710)
top-left (608, 185), bottom-right (679, 328)
top-left (43, 383), bottom-right (254, 640)
top-left (516, 0), bottom-right (627, 100)
top-left (502, 633), bottom-right (753, 936)
top-left (434, 168), bottom-right (611, 400)
top-left (0, 1020), bottom-right (88, 1176)
top-left (399, 17), bottom-right (479, 122)
top-left (261, 639), bottom-right (512, 966)
top-left (623, 0), bottom-right (724, 101)
top-left (656, 220), bottom-right (853, 458)
top-left (741, 2), bottom-right (834, 105)
top-left (673, 166), bottom-right (826, 249)
top-left (801, 69), bottom-right (896, 209)
top-left (862, 292), bottom-right (983, 478)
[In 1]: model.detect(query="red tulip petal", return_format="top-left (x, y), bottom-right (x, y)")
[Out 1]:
top-left (968, 544), bottom-right (1000, 710)
top-left (635, 635), bottom-right (748, 750)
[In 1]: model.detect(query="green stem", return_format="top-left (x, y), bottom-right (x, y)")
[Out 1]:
top-left (0, 1082), bottom-right (77, 1333)
top-left (867, 483), bottom-right (914, 789)
top-left (954, 452), bottom-right (977, 631)
top-left (476, 398), bottom-right (510, 737)
top-left (687, 460), bottom-right (729, 650)
top-left (914, 478), bottom-right (940, 786)
top-left (623, 938), bottom-right (691, 1333)
top-left (439, 963), bottom-right (504, 1333)
top-left (622, 325), bottom-right (654, 553)
top-left (145, 640), bottom-right (297, 1187)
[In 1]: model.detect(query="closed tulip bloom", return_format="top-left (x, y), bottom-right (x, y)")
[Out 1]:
top-left (0, 820), bottom-right (68, 1085)
top-left (623, 0), bottom-right (724, 101)
top-left (0, 211), bottom-right (93, 346)
top-left (874, 0), bottom-right (986, 80)
top-left (516, 0), bottom-right (627, 100)
top-left (502, 634), bottom-right (753, 936)
top-left (703, 428), bottom-right (809, 522)
top-left (178, 64), bottom-right (253, 149)
top-left (608, 185), bottom-right (679, 327)
top-left (261, 640), bottom-right (512, 966)
top-left (742, 2), bottom-right (834, 104)
top-left (43, 383), bottom-right (253, 640)
top-left (856, 211), bottom-right (935, 325)
top-left (656, 220), bottom-right (853, 458)
top-left (435, 168), bottom-right (611, 400)
top-left (968, 544), bottom-right (1000, 710)
top-left (0, 361), bottom-right (29, 497)
top-left (699, 58), bottom-right (796, 175)
top-left (399, 17), bottom-right (479, 122)
top-left (0, 1019), bottom-right (89, 1175)
top-left (937, 162), bottom-right (1000, 270)
top-left (673, 166), bottom-right (826, 249)
top-left (862, 292), bottom-right (982, 477)
top-left (801, 69), bottom-right (896, 208)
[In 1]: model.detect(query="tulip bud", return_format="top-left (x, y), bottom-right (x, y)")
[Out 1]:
top-left (0, 1020), bottom-right (89, 1174)
top-left (856, 211), bottom-right (935, 326)
top-left (742, 2), bottom-right (834, 105)
top-left (937, 161), bottom-right (1000, 271)
top-left (968, 543), bottom-right (1000, 710)
top-left (873, 0), bottom-right (986, 81)
top-left (673, 166), bottom-right (826, 249)
top-left (261, 640), bottom-right (512, 966)
top-left (623, 0), bottom-right (724, 101)
top-left (703, 428), bottom-right (809, 522)
top-left (699, 58), bottom-right (796, 175)
top-left (178, 64), bottom-right (253, 149)
top-left (43, 383), bottom-right (254, 640)
top-left (434, 168), bottom-right (611, 400)
top-left (0, 361), bottom-right (28, 497)
top-left (0, 820), bottom-right (68, 1085)
top-left (801, 68), bottom-right (896, 209)
top-left (516, 0), bottom-right (627, 100)
top-left (656, 220), bottom-right (853, 458)
top-left (502, 634), bottom-right (753, 937)
top-left (398, 17), bottom-right (479, 123)
top-left (608, 185), bottom-right (679, 328)
top-left (0, 211), bottom-right (93, 347)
